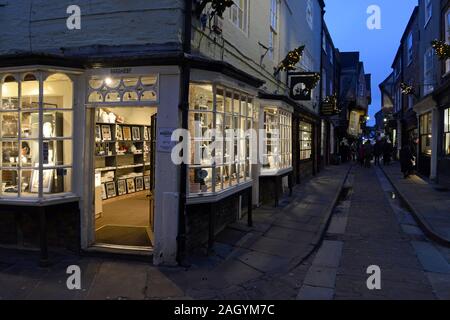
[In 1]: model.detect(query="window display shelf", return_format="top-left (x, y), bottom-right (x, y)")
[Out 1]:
top-left (95, 121), bottom-right (153, 202)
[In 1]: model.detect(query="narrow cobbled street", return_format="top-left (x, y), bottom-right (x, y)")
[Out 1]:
top-left (299, 165), bottom-right (450, 300)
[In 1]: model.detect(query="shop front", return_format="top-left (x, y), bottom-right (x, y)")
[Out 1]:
top-left (296, 116), bottom-right (317, 182)
top-left (257, 99), bottom-right (293, 207)
top-left (0, 55), bottom-right (265, 264)
top-left (434, 76), bottom-right (450, 188)
top-left (0, 63), bottom-right (182, 266)
top-left (0, 67), bottom-right (83, 265)
top-left (418, 111), bottom-right (432, 177)
top-left (184, 69), bottom-right (261, 253)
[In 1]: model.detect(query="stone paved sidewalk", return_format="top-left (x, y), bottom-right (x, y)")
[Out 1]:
top-left (161, 164), bottom-right (351, 299)
top-left (333, 166), bottom-right (436, 300)
top-left (0, 164), bottom-right (350, 300)
top-left (381, 163), bottom-right (450, 245)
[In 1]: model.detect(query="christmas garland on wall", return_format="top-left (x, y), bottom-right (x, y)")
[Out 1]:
top-left (431, 40), bottom-right (450, 61)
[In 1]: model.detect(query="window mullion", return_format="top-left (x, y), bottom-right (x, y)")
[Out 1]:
top-left (17, 77), bottom-right (22, 198)
top-left (38, 73), bottom-right (44, 199)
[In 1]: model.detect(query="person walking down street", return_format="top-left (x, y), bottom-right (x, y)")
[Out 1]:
top-left (358, 142), bottom-right (365, 166)
top-left (374, 139), bottom-right (383, 166)
top-left (350, 142), bottom-right (358, 162)
top-left (400, 143), bottom-right (415, 178)
top-left (383, 139), bottom-right (393, 166)
top-left (363, 140), bottom-right (373, 168)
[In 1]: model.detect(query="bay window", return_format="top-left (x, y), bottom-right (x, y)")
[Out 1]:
top-left (300, 121), bottom-right (313, 160)
top-left (261, 106), bottom-right (292, 174)
top-left (188, 83), bottom-right (253, 196)
top-left (0, 72), bottom-right (74, 199)
top-left (420, 112), bottom-right (432, 156)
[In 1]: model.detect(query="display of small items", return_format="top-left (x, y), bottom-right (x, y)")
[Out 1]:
top-left (96, 120), bottom-right (152, 201)
top-left (101, 175), bottom-right (151, 200)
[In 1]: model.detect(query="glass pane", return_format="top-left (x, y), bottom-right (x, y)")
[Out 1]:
top-left (123, 77), bottom-right (139, 87)
top-left (140, 90), bottom-right (157, 102)
top-left (445, 133), bottom-right (450, 156)
top-left (1, 78), bottom-right (19, 110)
top-left (229, 164), bottom-right (238, 186)
top-left (20, 169), bottom-right (38, 197)
top-left (233, 93), bottom-right (240, 114)
top-left (43, 140), bottom-right (72, 166)
top-left (105, 91), bottom-right (120, 103)
top-left (0, 169), bottom-right (18, 196)
top-left (140, 76), bottom-right (157, 86)
top-left (104, 77), bottom-right (120, 89)
top-left (215, 166), bottom-right (224, 192)
top-left (42, 111), bottom-right (72, 138)
top-left (445, 108), bottom-right (449, 132)
top-left (225, 91), bottom-right (233, 113)
top-left (44, 74), bottom-right (73, 109)
top-left (88, 91), bottom-right (104, 103)
top-left (89, 78), bottom-right (103, 90)
top-left (21, 112), bottom-right (38, 138)
top-left (241, 96), bottom-right (248, 116)
top-left (43, 168), bottom-right (72, 195)
top-left (123, 91), bottom-right (138, 102)
top-left (20, 141), bottom-right (39, 168)
top-left (1, 141), bottom-right (19, 167)
top-left (189, 112), bottom-right (213, 139)
top-left (216, 87), bottom-right (224, 113)
top-left (21, 78), bottom-right (40, 109)
top-left (189, 84), bottom-right (213, 111)
top-left (1, 112), bottom-right (19, 138)
top-left (188, 167), bottom-right (213, 194)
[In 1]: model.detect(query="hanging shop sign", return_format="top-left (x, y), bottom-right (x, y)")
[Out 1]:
top-left (321, 95), bottom-right (339, 116)
top-left (289, 72), bottom-right (321, 101)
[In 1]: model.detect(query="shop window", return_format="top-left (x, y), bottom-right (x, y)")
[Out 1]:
top-left (300, 121), bottom-right (313, 160)
top-left (444, 108), bottom-right (450, 156)
top-left (261, 107), bottom-right (292, 174)
top-left (420, 112), bottom-right (432, 156)
top-left (0, 72), bottom-right (73, 198)
top-left (188, 84), bottom-right (253, 195)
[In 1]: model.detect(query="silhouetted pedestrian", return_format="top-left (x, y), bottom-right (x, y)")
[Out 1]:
top-left (400, 143), bottom-right (414, 178)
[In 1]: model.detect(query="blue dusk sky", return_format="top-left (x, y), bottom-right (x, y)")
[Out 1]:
top-left (324, 0), bottom-right (418, 125)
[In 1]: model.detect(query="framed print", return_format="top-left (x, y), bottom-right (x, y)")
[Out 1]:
top-left (123, 126), bottom-right (132, 141)
top-left (135, 176), bottom-right (144, 192)
top-left (116, 125), bottom-right (123, 141)
top-left (144, 175), bottom-right (151, 190)
top-left (117, 180), bottom-right (127, 196)
top-left (30, 167), bottom-right (53, 193)
top-left (132, 126), bottom-right (141, 141)
top-left (95, 125), bottom-right (101, 142)
top-left (105, 181), bottom-right (117, 198)
top-left (126, 178), bottom-right (136, 193)
top-left (144, 126), bottom-right (149, 141)
top-left (101, 183), bottom-right (107, 200)
top-left (101, 125), bottom-right (112, 141)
